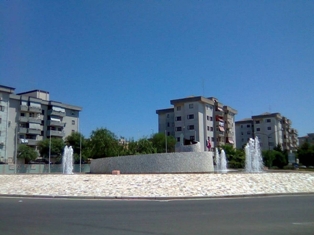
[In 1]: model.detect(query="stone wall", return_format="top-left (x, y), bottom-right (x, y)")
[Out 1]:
top-left (90, 152), bottom-right (214, 174)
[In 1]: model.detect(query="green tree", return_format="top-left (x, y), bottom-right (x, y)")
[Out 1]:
top-left (221, 145), bottom-right (245, 168)
top-left (65, 132), bottom-right (88, 163)
top-left (137, 137), bottom-right (156, 154)
top-left (37, 138), bottom-right (65, 159)
top-left (88, 128), bottom-right (119, 159)
top-left (151, 133), bottom-right (176, 153)
top-left (272, 144), bottom-right (288, 169)
top-left (17, 145), bottom-right (38, 163)
top-left (262, 150), bottom-right (276, 169)
top-left (297, 142), bottom-right (314, 166)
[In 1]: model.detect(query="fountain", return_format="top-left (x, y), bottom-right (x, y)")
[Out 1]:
top-left (63, 145), bottom-right (73, 174)
top-left (215, 148), bottom-right (228, 172)
top-left (245, 136), bottom-right (264, 172)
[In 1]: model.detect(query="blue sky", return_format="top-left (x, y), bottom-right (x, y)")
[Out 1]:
top-left (1, 0), bottom-right (313, 139)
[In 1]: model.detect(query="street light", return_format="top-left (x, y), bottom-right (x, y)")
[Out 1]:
top-left (165, 130), bottom-right (167, 153)
top-left (48, 127), bottom-right (51, 173)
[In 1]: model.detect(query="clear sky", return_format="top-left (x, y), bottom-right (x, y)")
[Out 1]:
top-left (1, 0), bottom-right (313, 139)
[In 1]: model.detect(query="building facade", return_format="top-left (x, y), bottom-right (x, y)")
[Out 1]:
top-left (298, 133), bottom-right (314, 146)
top-left (156, 96), bottom-right (237, 151)
top-left (0, 85), bottom-right (82, 164)
top-left (235, 112), bottom-right (298, 152)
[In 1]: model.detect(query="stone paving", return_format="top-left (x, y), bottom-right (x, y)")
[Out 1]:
top-left (0, 172), bottom-right (314, 199)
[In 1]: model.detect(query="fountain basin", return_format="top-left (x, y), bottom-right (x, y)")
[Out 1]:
top-left (90, 152), bottom-right (214, 174)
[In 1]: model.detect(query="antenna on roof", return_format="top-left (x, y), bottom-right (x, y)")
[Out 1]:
top-left (202, 79), bottom-right (204, 96)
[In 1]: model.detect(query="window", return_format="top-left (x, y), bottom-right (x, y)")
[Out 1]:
top-left (210, 127), bottom-right (213, 131)
top-left (176, 106), bottom-right (181, 111)
top-left (256, 128), bottom-right (260, 131)
top-left (176, 116), bottom-right (181, 121)
top-left (211, 137), bottom-right (214, 142)
top-left (72, 130), bottom-right (75, 133)
top-left (189, 104), bottom-right (193, 109)
top-left (255, 120), bottom-right (260, 124)
top-left (207, 116), bottom-right (209, 120)
top-left (167, 122), bottom-right (170, 127)
top-left (190, 136), bottom-right (195, 140)
top-left (247, 124), bottom-right (250, 128)
top-left (72, 120), bottom-right (75, 125)
top-left (247, 132), bottom-right (251, 135)
top-left (0, 106), bottom-right (4, 111)
top-left (187, 125), bottom-right (194, 130)
top-left (166, 114), bottom-right (169, 118)
top-left (241, 132), bottom-right (243, 135)
top-left (176, 127), bottom-right (182, 131)
top-left (267, 127), bottom-right (271, 130)
top-left (0, 118), bottom-right (1, 123)
top-left (207, 126), bottom-right (209, 131)
top-left (267, 119), bottom-right (271, 123)
top-left (187, 114), bottom-right (194, 119)
top-left (177, 137), bottom-right (180, 142)
top-left (210, 117), bottom-right (213, 121)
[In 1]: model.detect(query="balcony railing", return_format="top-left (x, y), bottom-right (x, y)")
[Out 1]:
top-left (48, 130), bottom-right (64, 137)
top-left (29, 106), bottom-right (42, 113)
top-left (19, 116), bottom-right (42, 124)
top-left (20, 105), bottom-right (28, 112)
top-left (47, 120), bottom-right (65, 127)
top-left (47, 110), bottom-right (66, 117)
top-left (20, 139), bottom-right (39, 146)
top-left (28, 128), bottom-right (42, 135)
top-left (19, 127), bottom-right (27, 134)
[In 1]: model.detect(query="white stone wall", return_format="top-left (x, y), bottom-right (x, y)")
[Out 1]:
top-left (90, 152), bottom-right (214, 174)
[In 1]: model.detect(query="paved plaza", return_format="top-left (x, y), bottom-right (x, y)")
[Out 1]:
top-left (1, 171), bottom-right (314, 199)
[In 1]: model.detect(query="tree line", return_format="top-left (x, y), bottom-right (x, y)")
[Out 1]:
top-left (17, 128), bottom-right (176, 164)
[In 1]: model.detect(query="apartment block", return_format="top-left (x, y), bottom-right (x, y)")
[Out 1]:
top-left (235, 112), bottom-right (298, 152)
top-left (156, 96), bottom-right (237, 151)
top-left (0, 85), bottom-right (82, 164)
top-left (298, 133), bottom-right (314, 146)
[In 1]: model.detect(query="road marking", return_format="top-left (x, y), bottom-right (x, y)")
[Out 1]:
top-left (292, 222), bottom-right (314, 225)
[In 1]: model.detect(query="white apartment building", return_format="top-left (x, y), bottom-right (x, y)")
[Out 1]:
top-left (0, 85), bottom-right (82, 164)
top-left (235, 112), bottom-right (298, 152)
top-left (156, 96), bottom-right (237, 151)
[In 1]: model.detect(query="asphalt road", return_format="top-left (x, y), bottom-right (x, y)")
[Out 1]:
top-left (0, 195), bottom-right (313, 235)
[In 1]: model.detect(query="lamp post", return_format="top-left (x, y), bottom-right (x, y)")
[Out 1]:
top-left (14, 126), bottom-right (18, 174)
top-left (79, 134), bottom-right (82, 173)
top-left (48, 127), bottom-right (51, 173)
top-left (165, 130), bottom-right (167, 153)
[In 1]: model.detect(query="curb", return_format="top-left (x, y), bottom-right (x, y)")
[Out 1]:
top-left (1, 192), bottom-right (314, 200)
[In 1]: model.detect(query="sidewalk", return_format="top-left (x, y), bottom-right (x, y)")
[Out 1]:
top-left (1, 172), bottom-right (314, 199)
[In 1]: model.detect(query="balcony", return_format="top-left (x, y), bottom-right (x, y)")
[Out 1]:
top-left (20, 139), bottom-right (39, 146)
top-left (47, 120), bottom-right (65, 127)
top-left (19, 127), bottom-right (27, 134)
top-left (20, 105), bottom-right (28, 112)
top-left (47, 110), bottom-right (66, 117)
top-left (19, 116), bottom-right (28, 123)
top-left (19, 116), bottom-right (42, 124)
top-left (29, 106), bottom-right (42, 113)
top-left (48, 130), bottom-right (64, 137)
top-left (28, 128), bottom-right (42, 135)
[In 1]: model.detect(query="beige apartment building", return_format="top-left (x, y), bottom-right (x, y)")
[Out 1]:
top-left (0, 85), bottom-right (82, 164)
top-left (156, 96), bottom-right (237, 151)
top-left (235, 112), bottom-right (298, 152)
top-left (298, 133), bottom-right (314, 146)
